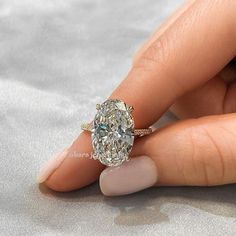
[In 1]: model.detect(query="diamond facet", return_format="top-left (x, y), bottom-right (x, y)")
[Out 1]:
top-left (92, 99), bottom-right (135, 166)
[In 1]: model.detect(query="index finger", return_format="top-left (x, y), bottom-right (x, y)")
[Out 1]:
top-left (40, 0), bottom-right (236, 191)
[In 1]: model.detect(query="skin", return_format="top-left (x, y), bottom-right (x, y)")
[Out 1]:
top-left (45, 0), bottom-right (236, 192)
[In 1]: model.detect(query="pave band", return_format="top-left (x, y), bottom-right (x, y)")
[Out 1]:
top-left (81, 123), bottom-right (152, 137)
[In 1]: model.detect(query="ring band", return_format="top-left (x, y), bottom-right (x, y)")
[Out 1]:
top-left (81, 99), bottom-right (152, 166)
top-left (81, 123), bottom-right (152, 137)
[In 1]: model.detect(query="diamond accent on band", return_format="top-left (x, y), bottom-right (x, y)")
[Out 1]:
top-left (134, 128), bottom-right (152, 136)
top-left (92, 99), bottom-right (135, 166)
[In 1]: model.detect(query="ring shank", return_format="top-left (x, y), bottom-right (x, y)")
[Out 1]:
top-left (81, 123), bottom-right (152, 137)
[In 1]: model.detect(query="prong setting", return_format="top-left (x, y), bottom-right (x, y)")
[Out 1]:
top-left (128, 105), bottom-right (134, 112)
top-left (96, 104), bottom-right (101, 110)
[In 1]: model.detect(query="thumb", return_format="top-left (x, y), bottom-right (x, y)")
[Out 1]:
top-left (100, 113), bottom-right (236, 196)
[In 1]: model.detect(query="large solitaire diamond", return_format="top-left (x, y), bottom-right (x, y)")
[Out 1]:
top-left (92, 99), bottom-right (135, 166)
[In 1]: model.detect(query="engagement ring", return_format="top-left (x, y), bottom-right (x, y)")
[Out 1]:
top-left (81, 99), bottom-right (152, 166)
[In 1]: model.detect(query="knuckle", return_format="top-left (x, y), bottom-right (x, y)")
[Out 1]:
top-left (191, 125), bottom-right (226, 186)
top-left (176, 124), bottom-right (226, 186)
top-left (133, 35), bottom-right (170, 72)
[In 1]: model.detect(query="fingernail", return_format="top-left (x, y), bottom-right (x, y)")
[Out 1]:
top-left (99, 156), bottom-right (158, 196)
top-left (37, 148), bottom-right (69, 183)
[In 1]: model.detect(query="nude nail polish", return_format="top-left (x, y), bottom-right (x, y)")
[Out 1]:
top-left (99, 155), bottom-right (158, 196)
top-left (37, 148), bottom-right (69, 183)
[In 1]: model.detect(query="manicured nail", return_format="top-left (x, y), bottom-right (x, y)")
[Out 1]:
top-left (99, 156), bottom-right (158, 196)
top-left (37, 148), bottom-right (69, 183)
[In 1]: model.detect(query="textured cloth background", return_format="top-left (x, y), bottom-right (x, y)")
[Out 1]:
top-left (1, 0), bottom-right (236, 235)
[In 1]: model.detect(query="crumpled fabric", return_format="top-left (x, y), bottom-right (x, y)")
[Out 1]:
top-left (1, 0), bottom-right (236, 235)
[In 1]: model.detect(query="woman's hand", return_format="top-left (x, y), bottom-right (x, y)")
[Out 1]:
top-left (38, 0), bottom-right (236, 196)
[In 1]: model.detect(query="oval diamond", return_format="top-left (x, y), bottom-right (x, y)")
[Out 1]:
top-left (92, 99), bottom-right (135, 166)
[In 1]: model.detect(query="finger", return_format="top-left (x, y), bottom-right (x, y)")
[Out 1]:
top-left (42, 1), bottom-right (236, 191)
top-left (170, 69), bottom-right (236, 119)
top-left (133, 0), bottom-right (196, 63)
top-left (135, 0), bottom-right (236, 119)
top-left (38, 132), bottom-right (105, 191)
top-left (138, 31), bottom-right (236, 120)
top-left (111, 0), bottom-right (236, 127)
top-left (100, 113), bottom-right (236, 196)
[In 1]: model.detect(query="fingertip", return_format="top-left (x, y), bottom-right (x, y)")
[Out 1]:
top-left (99, 156), bottom-right (158, 196)
top-left (39, 132), bottom-right (105, 192)
top-left (44, 157), bottom-right (105, 192)
top-left (37, 148), bottom-right (69, 184)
